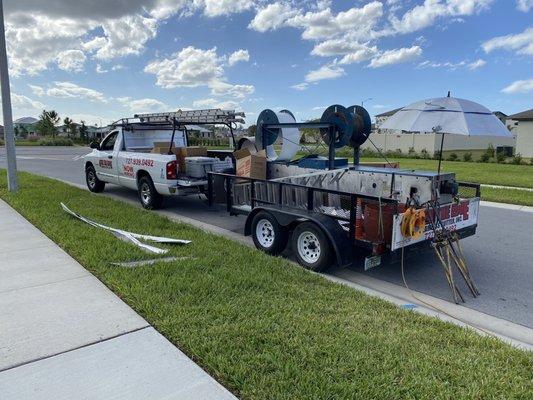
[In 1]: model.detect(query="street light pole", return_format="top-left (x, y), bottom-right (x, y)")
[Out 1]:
top-left (0, 0), bottom-right (18, 191)
top-left (361, 97), bottom-right (373, 107)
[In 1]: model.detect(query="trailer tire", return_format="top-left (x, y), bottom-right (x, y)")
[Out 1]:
top-left (138, 175), bottom-right (163, 210)
top-left (292, 222), bottom-right (332, 271)
top-left (85, 164), bottom-right (105, 193)
top-left (251, 211), bottom-right (288, 255)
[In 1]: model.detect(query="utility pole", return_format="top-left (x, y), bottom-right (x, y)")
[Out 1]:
top-left (0, 0), bottom-right (18, 191)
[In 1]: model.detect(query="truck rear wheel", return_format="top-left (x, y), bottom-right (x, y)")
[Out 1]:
top-left (138, 175), bottom-right (163, 210)
top-left (86, 165), bottom-right (105, 193)
top-left (251, 211), bottom-right (288, 255)
top-left (292, 222), bottom-right (332, 271)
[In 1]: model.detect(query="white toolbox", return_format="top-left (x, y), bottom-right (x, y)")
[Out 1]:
top-left (185, 157), bottom-right (216, 178)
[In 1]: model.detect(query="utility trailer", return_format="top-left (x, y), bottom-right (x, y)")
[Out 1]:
top-left (207, 102), bottom-right (481, 275)
top-left (207, 167), bottom-right (481, 271)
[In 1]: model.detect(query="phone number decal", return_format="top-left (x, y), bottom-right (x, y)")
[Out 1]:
top-left (126, 158), bottom-right (154, 167)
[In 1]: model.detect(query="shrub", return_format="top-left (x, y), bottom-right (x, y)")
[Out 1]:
top-left (463, 152), bottom-right (472, 162)
top-left (486, 143), bottom-right (495, 158)
top-left (511, 153), bottom-right (522, 165)
top-left (420, 148), bottom-right (430, 159)
top-left (479, 153), bottom-right (490, 163)
top-left (496, 151), bottom-right (506, 163)
top-left (447, 153), bottom-right (458, 161)
top-left (38, 137), bottom-right (74, 146)
top-left (433, 150), bottom-right (442, 160)
top-left (27, 134), bottom-right (40, 142)
top-left (0, 138), bottom-right (4, 146)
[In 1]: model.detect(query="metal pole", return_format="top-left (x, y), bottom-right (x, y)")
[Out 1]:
top-left (437, 132), bottom-right (445, 175)
top-left (0, 0), bottom-right (18, 191)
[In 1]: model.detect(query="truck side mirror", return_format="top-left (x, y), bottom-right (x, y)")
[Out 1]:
top-left (89, 141), bottom-right (100, 149)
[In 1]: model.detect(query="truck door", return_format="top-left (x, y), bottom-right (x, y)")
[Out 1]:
top-left (95, 130), bottom-right (119, 184)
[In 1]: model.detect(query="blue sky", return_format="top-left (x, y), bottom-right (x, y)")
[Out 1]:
top-left (4, 0), bottom-right (533, 126)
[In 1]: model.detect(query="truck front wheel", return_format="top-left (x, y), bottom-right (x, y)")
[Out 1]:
top-left (138, 175), bottom-right (163, 210)
top-left (292, 222), bottom-right (332, 271)
top-left (86, 165), bottom-right (105, 193)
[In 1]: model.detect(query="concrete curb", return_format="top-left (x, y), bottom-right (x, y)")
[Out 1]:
top-left (480, 200), bottom-right (533, 213)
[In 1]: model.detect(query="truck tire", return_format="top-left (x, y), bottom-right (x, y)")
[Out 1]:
top-left (138, 175), bottom-right (163, 210)
top-left (251, 211), bottom-right (288, 255)
top-left (292, 222), bottom-right (332, 271)
top-left (86, 164), bottom-right (105, 193)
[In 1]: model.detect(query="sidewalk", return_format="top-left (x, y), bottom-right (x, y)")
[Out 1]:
top-left (0, 199), bottom-right (236, 399)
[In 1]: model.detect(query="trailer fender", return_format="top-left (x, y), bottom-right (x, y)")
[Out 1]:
top-left (245, 207), bottom-right (353, 267)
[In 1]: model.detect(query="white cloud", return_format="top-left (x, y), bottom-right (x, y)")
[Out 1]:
top-left (305, 64), bottom-right (345, 82)
top-left (417, 58), bottom-right (485, 70)
top-left (201, 0), bottom-right (253, 17)
top-left (291, 82), bottom-right (309, 91)
top-left (192, 98), bottom-right (239, 109)
top-left (286, 2), bottom-right (383, 41)
top-left (12, 93), bottom-right (45, 113)
top-left (516, 0), bottom-right (533, 12)
top-left (85, 15), bottom-right (158, 60)
top-left (369, 46), bottom-right (422, 68)
top-left (46, 82), bottom-right (107, 103)
top-left (144, 46), bottom-right (223, 88)
top-left (56, 49), bottom-right (87, 72)
top-left (96, 64), bottom-right (108, 74)
top-left (501, 78), bottom-right (533, 94)
top-left (482, 27), bottom-right (533, 56)
top-left (129, 98), bottom-right (169, 113)
top-left (209, 80), bottom-right (254, 98)
top-left (144, 46), bottom-right (254, 101)
top-left (27, 84), bottom-right (45, 97)
top-left (228, 49), bottom-right (250, 66)
top-left (467, 58), bottom-right (486, 70)
top-left (5, 15), bottom-right (92, 76)
top-left (390, 0), bottom-right (493, 34)
top-left (248, 2), bottom-right (297, 32)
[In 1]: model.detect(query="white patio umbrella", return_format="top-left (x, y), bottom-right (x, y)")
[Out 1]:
top-left (380, 95), bottom-right (512, 172)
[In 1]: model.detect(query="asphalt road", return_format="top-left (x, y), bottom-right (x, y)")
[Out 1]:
top-left (1, 146), bottom-right (532, 329)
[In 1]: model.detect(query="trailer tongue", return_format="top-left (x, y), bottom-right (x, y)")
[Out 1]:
top-left (208, 103), bottom-right (481, 303)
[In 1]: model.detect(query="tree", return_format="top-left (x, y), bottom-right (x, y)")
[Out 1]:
top-left (247, 124), bottom-right (256, 136)
top-left (63, 117), bottom-right (77, 138)
top-left (79, 120), bottom-right (88, 142)
top-left (36, 110), bottom-right (60, 137)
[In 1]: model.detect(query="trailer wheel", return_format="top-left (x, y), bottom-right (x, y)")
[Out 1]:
top-left (138, 175), bottom-right (163, 210)
top-left (251, 211), bottom-right (287, 255)
top-left (292, 222), bottom-right (332, 271)
top-left (85, 164), bottom-right (105, 193)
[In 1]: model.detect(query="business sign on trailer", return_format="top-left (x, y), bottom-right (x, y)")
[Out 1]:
top-left (391, 198), bottom-right (480, 251)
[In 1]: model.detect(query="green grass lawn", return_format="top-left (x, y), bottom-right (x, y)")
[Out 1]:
top-left (369, 158), bottom-right (533, 189)
top-left (1, 171), bottom-right (531, 399)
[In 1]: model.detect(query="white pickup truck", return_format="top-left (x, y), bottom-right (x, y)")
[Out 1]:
top-left (83, 110), bottom-right (241, 209)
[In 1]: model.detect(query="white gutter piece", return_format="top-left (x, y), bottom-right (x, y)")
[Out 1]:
top-left (61, 202), bottom-right (191, 254)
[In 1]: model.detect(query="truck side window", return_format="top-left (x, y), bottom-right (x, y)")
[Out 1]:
top-left (100, 131), bottom-right (118, 151)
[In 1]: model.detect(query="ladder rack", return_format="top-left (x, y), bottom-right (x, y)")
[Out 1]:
top-left (133, 109), bottom-right (245, 125)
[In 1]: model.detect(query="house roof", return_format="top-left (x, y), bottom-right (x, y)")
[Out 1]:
top-left (375, 107), bottom-right (403, 118)
top-left (509, 108), bottom-right (533, 121)
top-left (14, 116), bottom-right (38, 124)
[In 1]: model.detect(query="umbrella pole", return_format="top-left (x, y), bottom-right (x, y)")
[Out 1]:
top-left (437, 132), bottom-right (445, 175)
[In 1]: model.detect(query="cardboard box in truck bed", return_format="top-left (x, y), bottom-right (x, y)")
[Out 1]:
top-left (234, 149), bottom-right (266, 180)
top-left (151, 144), bottom-right (207, 172)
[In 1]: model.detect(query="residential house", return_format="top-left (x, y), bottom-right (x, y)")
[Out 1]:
top-left (510, 109), bottom-right (533, 158)
top-left (14, 117), bottom-right (38, 137)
